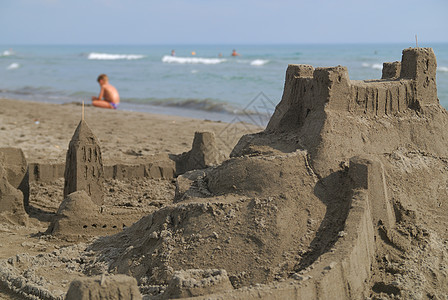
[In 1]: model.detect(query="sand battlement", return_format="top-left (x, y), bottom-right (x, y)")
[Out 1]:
top-left (268, 48), bottom-right (437, 130)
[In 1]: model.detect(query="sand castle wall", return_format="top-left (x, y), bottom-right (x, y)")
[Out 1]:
top-left (267, 47), bottom-right (437, 131)
top-left (66, 275), bottom-right (142, 300)
top-left (29, 130), bottom-right (222, 183)
top-left (29, 160), bottom-right (176, 183)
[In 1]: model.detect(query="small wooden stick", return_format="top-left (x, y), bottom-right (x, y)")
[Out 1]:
top-left (415, 34), bottom-right (419, 48)
top-left (82, 101), bottom-right (85, 121)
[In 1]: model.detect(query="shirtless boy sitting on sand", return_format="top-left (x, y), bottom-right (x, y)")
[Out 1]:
top-left (91, 74), bottom-right (120, 109)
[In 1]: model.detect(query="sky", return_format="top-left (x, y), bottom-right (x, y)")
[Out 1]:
top-left (0, 0), bottom-right (447, 45)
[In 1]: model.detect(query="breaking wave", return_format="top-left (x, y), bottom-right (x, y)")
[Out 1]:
top-left (162, 55), bottom-right (226, 65)
top-left (7, 63), bottom-right (20, 70)
top-left (362, 62), bottom-right (383, 70)
top-left (87, 52), bottom-right (146, 60)
top-left (362, 64), bottom-right (448, 72)
top-left (1, 50), bottom-right (14, 57)
top-left (250, 59), bottom-right (269, 66)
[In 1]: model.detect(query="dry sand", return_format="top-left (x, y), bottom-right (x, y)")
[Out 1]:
top-left (0, 99), bottom-right (256, 164)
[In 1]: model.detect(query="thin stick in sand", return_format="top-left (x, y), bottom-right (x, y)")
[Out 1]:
top-left (82, 101), bottom-right (85, 121)
top-left (415, 34), bottom-right (419, 48)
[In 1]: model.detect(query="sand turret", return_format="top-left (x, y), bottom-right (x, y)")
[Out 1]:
top-left (174, 131), bottom-right (226, 175)
top-left (0, 148), bottom-right (29, 211)
top-left (63, 120), bottom-right (104, 205)
top-left (0, 163), bottom-right (28, 226)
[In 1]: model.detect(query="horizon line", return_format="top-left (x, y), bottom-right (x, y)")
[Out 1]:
top-left (1, 41), bottom-right (448, 47)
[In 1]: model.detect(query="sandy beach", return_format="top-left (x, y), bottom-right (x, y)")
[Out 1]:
top-left (0, 98), bottom-right (260, 299)
top-left (0, 98), bottom-right (260, 164)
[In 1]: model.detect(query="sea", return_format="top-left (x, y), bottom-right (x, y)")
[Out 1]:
top-left (1, 44), bottom-right (447, 125)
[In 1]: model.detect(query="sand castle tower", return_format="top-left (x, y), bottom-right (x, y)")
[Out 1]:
top-left (175, 131), bottom-right (226, 175)
top-left (0, 147), bottom-right (29, 211)
top-left (63, 120), bottom-right (104, 205)
top-left (0, 163), bottom-right (28, 226)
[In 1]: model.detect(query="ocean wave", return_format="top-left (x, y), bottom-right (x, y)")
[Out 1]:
top-left (126, 97), bottom-right (245, 115)
top-left (250, 59), bottom-right (269, 66)
top-left (150, 98), bottom-right (237, 114)
top-left (1, 50), bottom-right (14, 57)
top-left (125, 97), bottom-right (274, 118)
top-left (0, 86), bottom-right (57, 97)
top-left (162, 55), bottom-right (226, 65)
top-left (362, 62), bottom-right (383, 70)
top-left (372, 64), bottom-right (383, 70)
top-left (7, 63), bottom-right (20, 70)
top-left (362, 63), bottom-right (448, 73)
top-left (87, 52), bottom-right (146, 60)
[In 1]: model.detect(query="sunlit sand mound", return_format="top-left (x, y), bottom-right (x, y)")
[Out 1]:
top-left (87, 150), bottom-right (352, 289)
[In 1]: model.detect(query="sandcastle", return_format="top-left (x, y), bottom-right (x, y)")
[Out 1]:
top-left (49, 119), bottom-right (161, 240)
top-left (83, 47), bottom-right (447, 298)
top-left (1, 47), bottom-right (448, 299)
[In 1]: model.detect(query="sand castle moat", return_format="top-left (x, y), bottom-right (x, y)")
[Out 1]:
top-left (1, 47), bottom-right (448, 299)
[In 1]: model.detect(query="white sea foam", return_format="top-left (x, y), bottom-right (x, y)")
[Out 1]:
top-left (438, 66), bottom-right (448, 72)
top-left (1, 50), bottom-right (13, 57)
top-left (362, 62), bottom-right (383, 70)
top-left (162, 55), bottom-right (226, 65)
top-left (250, 59), bottom-right (269, 66)
top-left (87, 52), bottom-right (145, 60)
top-left (7, 63), bottom-right (20, 70)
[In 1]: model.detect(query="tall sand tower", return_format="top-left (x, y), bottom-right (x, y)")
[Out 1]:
top-left (63, 120), bottom-right (104, 205)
